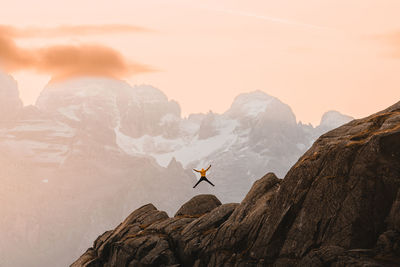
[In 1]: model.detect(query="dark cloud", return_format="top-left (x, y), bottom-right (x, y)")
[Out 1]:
top-left (0, 25), bottom-right (154, 80)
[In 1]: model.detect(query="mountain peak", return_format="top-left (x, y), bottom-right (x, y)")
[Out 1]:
top-left (227, 90), bottom-right (276, 117)
top-left (225, 90), bottom-right (297, 125)
top-left (0, 71), bottom-right (23, 120)
top-left (319, 110), bottom-right (353, 128)
top-left (45, 76), bottom-right (132, 91)
top-left (132, 84), bottom-right (169, 103)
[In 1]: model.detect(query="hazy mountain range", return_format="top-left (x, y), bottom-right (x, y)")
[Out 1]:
top-left (72, 99), bottom-right (400, 267)
top-left (0, 71), bottom-right (353, 266)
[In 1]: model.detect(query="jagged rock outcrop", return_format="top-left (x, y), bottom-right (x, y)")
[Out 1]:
top-left (71, 196), bottom-right (238, 267)
top-left (175, 194), bottom-right (222, 217)
top-left (0, 71), bottom-right (22, 121)
top-left (72, 101), bottom-right (400, 266)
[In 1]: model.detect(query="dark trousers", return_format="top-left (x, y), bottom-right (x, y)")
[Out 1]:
top-left (193, 176), bottom-right (215, 188)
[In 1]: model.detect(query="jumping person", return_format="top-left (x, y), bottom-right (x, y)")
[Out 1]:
top-left (193, 165), bottom-right (214, 188)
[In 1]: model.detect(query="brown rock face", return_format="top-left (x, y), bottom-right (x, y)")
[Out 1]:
top-left (174, 194), bottom-right (222, 217)
top-left (71, 101), bottom-right (400, 266)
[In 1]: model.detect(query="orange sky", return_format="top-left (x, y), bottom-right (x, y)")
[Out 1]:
top-left (1, 0), bottom-right (400, 125)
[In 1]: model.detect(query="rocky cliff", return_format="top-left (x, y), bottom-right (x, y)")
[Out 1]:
top-left (71, 101), bottom-right (400, 266)
top-left (0, 72), bottom-right (22, 121)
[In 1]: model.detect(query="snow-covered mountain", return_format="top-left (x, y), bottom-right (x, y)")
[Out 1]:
top-left (0, 74), bottom-right (353, 267)
top-left (0, 72), bottom-right (22, 121)
top-left (316, 110), bottom-right (355, 134)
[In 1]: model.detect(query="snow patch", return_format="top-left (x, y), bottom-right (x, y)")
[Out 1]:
top-left (1, 139), bottom-right (68, 163)
top-left (132, 85), bottom-right (168, 104)
top-left (241, 98), bottom-right (272, 116)
top-left (115, 117), bottom-right (239, 167)
top-left (159, 114), bottom-right (180, 126)
top-left (227, 90), bottom-right (275, 117)
top-left (57, 105), bottom-right (80, 121)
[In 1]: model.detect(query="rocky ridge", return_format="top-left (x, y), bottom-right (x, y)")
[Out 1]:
top-left (72, 101), bottom-right (400, 266)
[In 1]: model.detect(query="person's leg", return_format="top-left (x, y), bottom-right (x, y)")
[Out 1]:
top-left (204, 177), bottom-right (215, 186)
top-left (193, 177), bottom-right (204, 188)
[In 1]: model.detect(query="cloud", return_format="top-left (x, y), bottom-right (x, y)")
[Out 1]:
top-left (37, 44), bottom-right (153, 81)
top-left (0, 24), bottom-right (151, 38)
top-left (0, 33), bottom-right (34, 70)
top-left (370, 31), bottom-right (400, 58)
top-left (385, 32), bottom-right (400, 58)
top-left (180, 2), bottom-right (330, 31)
top-left (0, 25), bottom-right (153, 80)
top-left (221, 9), bottom-right (329, 31)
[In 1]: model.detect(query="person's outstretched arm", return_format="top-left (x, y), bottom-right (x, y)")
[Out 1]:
top-left (205, 165), bottom-right (211, 171)
top-left (193, 169), bottom-right (200, 173)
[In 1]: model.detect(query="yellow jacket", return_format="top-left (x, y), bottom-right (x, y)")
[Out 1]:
top-left (193, 165), bottom-right (211, 177)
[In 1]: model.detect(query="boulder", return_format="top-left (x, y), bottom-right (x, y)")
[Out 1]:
top-left (174, 194), bottom-right (222, 217)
